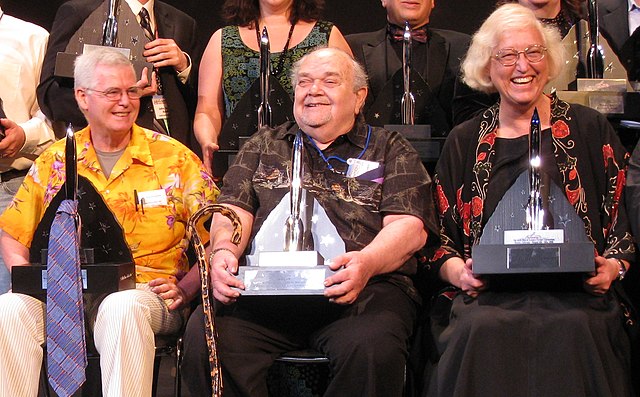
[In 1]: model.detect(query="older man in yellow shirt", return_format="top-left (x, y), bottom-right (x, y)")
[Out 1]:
top-left (0, 48), bottom-right (218, 397)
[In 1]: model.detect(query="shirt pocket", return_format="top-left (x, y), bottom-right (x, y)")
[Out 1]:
top-left (127, 205), bottom-right (182, 255)
top-left (323, 171), bottom-right (383, 213)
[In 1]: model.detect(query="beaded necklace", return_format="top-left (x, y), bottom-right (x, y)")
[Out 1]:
top-left (254, 20), bottom-right (296, 77)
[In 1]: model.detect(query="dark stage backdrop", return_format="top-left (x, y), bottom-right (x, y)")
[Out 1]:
top-left (2, 0), bottom-right (494, 54)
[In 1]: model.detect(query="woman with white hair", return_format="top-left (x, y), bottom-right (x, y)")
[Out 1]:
top-left (426, 4), bottom-right (635, 396)
top-left (498, 0), bottom-right (628, 90)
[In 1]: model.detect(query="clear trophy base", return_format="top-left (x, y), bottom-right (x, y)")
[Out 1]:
top-left (236, 251), bottom-right (332, 296)
top-left (384, 124), bottom-right (443, 162)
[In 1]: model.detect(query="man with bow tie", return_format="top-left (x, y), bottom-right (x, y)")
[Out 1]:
top-left (346, 0), bottom-right (487, 135)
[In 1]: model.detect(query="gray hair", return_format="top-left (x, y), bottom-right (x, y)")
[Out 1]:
top-left (462, 3), bottom-right (565, 94)
top-left (74, 47), bottom-right (135, 89)
top-left (290, 47), bottom-right (369, 93)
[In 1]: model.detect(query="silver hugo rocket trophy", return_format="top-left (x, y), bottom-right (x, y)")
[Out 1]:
top-left (586, 0), bottom-right (605, 79)
top-left (101, 0), bottom-right (119, 47)
top-left (284, 131), bottom-right (305, 251)
top-left (385, 21), bottom-right (436, 161)
top-left (472, 109), bottom-right (594, 276)
top-left (235, 131), bottom-right (337, 295)
top-left (401, 21), bottom-right (415, 125)
top-left (54, 0), bottom-right (153, 80)
top-left (526, 108), bottom-right (544, 231)
top-left (257, 27), bottom-right (273, 129)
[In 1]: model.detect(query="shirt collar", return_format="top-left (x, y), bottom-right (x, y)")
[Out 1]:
top-left (279, 116), bottom-right (369, 150)
top-left (77, 124), bottom-right (154, 168)
top-left (126, 0), bottom-right (156, 31)
top-left (629, 0), bottom-right (640, 12)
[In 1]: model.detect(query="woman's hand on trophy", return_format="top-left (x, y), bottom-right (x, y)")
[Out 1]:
top-left (442, 257), bottom-right (485, 298)
top-left (210, 249), bottom-right (244, 304)
top-left (323, 252), bottom-right (374, 305)
top-left (459, 258), bottom-right (486, 298)
top-left (583, 256), bottom-right (619, 295)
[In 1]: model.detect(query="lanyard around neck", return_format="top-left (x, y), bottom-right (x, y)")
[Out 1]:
top-left (303, 124), bottom-right (372, 175)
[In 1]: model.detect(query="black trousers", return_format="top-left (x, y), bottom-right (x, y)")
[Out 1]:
top-left (182, 281), bottom-right (417, 397)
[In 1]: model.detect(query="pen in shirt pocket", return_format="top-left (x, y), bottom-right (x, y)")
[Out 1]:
top-left (134, 189), bottom-right (145, 214)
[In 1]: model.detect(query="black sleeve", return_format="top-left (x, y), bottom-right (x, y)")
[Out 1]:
top-left (451, 79), bottom-right (498, 126)
top-left (626, 139), bottom-right (640, 241)
top-left (36, 1), bottom-right (92, 129)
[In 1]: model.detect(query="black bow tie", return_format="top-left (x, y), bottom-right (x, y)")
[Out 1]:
top-left (387, 23), bottom-right (428, 44)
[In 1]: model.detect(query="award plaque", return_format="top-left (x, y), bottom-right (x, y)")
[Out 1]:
top-left (473, 109), bottom-right (594, 275)
top-left (236, 266), bottom-right (334, 295)
top-left (236, 132), bottom-right (341, 296)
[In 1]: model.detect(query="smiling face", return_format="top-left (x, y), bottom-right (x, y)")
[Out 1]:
top-left (75, 63), bottom-right (139, 139)
top-left (293, 49), bottom-right (367, 145)
top-left (381, 0), bottom-right (435, 28)
top-left (490, 28), bottom-right (549, 114)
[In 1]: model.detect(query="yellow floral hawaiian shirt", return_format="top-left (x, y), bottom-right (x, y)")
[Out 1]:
top-left (0, 124), bottom-right (219, 282)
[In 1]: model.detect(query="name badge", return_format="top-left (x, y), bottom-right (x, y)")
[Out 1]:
top-left (137, 189), bottom-right (168, 208)
top-left (152, 95), bottom-right (169, 120)
top-left (346, 158), bottom-right (379, 178)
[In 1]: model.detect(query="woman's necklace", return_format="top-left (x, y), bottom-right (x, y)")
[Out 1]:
top-left (254, 20), bottom-right (296, 77)
top-left (540, 10), bottom-right (573, 38)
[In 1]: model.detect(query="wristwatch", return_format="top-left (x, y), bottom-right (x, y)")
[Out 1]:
top-left (615, 258), bottom-right (627, 281)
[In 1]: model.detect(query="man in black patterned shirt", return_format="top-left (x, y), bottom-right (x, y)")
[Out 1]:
top-left (181, 47), bottom-right (438, 397)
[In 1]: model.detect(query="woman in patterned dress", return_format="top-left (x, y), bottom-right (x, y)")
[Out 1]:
top-left (426, 4), bottom-right (635, 396)
top-left (194, 0), bottom-right (351, 177)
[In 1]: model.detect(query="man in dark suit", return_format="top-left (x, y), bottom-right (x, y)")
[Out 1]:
top-left (346, 0), bottom-right (487, 136)
top-left (599, 0), bottom-right (640, 81)
top-left (37, 0), bottom-right (199, 152)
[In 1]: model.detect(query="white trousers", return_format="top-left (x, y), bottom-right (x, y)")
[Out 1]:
top-left (0, 284), bottom-right (183, 397)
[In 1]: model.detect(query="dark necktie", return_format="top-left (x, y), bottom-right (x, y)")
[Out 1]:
top-left (139, 7), bottom-right (171, 135)
top-left (387, 23), bottom-right (428, 44)
top-left (46, 199), bottom-right (87, 396)
top-left (139, 8), bottom-right (154, 41)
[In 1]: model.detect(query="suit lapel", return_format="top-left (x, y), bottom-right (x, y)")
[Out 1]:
top-left (361, 29), bottom-right (401, 95)
top-left (601, 1), bottom-right (630, 53)
top-left (426, 31), bottom-right (447, 97)
top-left (154, 2), bottom-right (174, 39)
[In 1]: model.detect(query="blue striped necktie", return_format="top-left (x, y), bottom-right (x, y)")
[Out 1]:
top-left (46, 199), bottom-right (87, 396)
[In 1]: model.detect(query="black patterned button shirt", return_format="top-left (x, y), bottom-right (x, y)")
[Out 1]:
top-left (218, 117), bottom-right (438, 301)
